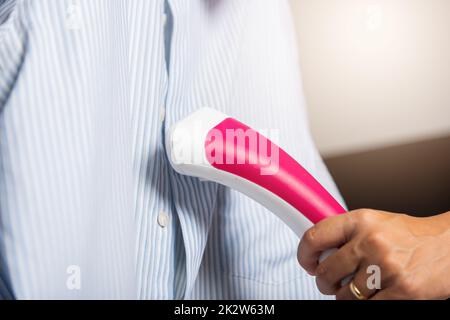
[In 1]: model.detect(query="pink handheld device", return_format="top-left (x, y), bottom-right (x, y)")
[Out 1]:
top-left (166, 108), bottom-right (347, 240)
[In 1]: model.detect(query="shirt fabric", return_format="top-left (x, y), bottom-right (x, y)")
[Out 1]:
top-left (0, 0), bottom-right (344, 299)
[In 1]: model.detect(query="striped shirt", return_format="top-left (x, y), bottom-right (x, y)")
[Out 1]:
top-left (0, 0), bottom-right (344, 299)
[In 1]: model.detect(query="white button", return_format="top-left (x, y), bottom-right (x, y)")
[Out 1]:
top-left (159, 106), bottom-right (166, 122)
top-left (157, 211), bottom-right (169, 228)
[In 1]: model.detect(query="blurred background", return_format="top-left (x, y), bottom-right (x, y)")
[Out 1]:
top-left (291, 0), bottom-right (450, 216)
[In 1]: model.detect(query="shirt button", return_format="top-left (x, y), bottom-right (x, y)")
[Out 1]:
top-left (159, 106), bottom-right (166, 123)
top-left (157, 211), bottom-right (169, 228)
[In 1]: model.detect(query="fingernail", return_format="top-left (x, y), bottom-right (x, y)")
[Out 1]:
top-left (308, 227), bottom-right (316, 240)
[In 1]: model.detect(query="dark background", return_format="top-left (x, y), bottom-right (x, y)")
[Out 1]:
top-left (324, 135), bottom-right (450, 217)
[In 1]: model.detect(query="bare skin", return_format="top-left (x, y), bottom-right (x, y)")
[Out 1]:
top-left (297, 209), bottom-right (450, 300)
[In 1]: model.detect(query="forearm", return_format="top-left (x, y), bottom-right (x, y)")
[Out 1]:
top-left (428, 211), bottom-right (450, 298)
top-left (433, 210), bottom-right (450, 229)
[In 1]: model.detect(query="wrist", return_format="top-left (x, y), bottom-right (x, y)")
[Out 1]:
top-left (425, 211), bottom-right (450, 299)
top-left (428, 211), bottom-right (450, 237)
top-left (412, 211), bottom-right (450, 238)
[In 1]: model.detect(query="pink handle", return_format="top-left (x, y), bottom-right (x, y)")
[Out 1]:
top-left (205, 117), bottom-right (352, 284)
top-left (205, 117), bottom-right (346, 224)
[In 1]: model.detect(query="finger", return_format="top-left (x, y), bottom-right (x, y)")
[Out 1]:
top-left (370, 288), bottom-right (397, 300)
top-left (298, 213), bottom-right (356, 274)
top-left (335, 283), bottom-right (355, 300)
top-left (335, 264), bottom-right (378, 300)
top-left (315, 240), bottom-right (361, 295)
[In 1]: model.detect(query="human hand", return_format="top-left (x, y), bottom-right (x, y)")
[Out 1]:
top-left (297, 209), bottom-right (450, 299)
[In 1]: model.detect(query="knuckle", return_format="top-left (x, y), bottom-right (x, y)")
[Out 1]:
top-left (353, 208), bottom-right (375, 224)
top-left (315, 275), bottom-right (336, 295)
top-left (349, 242), bottom-right (361, 258)
top-left (303, 227), bottom-right (317, 247)
top-left (364, 230), bottom-right (387, 251)
top-left (397, 276), bottom-right (420, 299)
top-left (297, 245), bottom-right (314, 274)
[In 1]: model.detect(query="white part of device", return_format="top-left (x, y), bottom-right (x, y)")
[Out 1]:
top-left (165, 108), bottom-right (314, 238)
top-left (166, 108), bottom-right (351, 285)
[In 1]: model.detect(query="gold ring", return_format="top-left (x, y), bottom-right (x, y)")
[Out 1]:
top-left (349, 281), bottom-right (367, 300)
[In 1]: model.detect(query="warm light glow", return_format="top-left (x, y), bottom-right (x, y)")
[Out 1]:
top-left (366, 4), bottom-right (383, 31)
top-left (291, 0), bottom-right (450, 156)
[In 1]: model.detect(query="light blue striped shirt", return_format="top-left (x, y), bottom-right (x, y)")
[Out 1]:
top-left (0, 0), bottom-right (344, 299)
